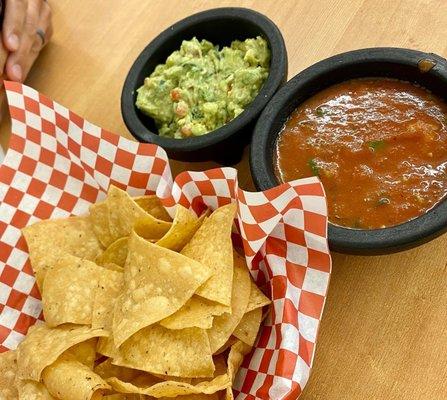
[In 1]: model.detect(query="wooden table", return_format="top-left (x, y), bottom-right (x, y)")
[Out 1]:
top-left (1, 0), bottom-right (446, 398)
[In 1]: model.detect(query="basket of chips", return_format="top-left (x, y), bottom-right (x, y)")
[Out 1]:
top-left (0, 82), bottom-right (331, 399)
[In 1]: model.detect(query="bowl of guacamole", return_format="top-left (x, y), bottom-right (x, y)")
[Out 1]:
top-left (121, 7), bottom-right (287, 162)
top-left (136, 36), bottom-right (270, 139)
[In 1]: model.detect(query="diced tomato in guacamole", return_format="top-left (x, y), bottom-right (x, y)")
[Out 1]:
top-left (135, 36), bottom-right (270, 139)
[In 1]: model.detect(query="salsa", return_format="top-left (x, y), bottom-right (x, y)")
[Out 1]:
top-left (136, 37), bottom-right (270, 139)
top-left (274, 78), bottom-right (447, 229)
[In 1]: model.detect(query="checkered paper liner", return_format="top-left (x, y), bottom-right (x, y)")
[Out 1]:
top-left (0, 81), bottom-right (331, 399)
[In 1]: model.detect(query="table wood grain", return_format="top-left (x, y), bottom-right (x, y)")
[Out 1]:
top-left (1, 0), bottom-right (446, 398)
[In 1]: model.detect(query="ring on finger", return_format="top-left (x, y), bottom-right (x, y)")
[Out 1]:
top-left (36, 28), bottom-right (45, 46)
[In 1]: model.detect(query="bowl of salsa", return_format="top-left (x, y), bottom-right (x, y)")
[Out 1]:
top-left (250, 48), bottom-right (447, 254)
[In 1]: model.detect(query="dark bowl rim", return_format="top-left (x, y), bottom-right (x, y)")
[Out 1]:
top-left (250, 47), bottom-right (447, 254)
top-left (121, 7), bottom-right (287, 152)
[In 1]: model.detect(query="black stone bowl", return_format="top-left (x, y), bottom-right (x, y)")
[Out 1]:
top-left (250, 47), bottom-right (447, 254)
top-left (121, 7), bottom-right (287, 163)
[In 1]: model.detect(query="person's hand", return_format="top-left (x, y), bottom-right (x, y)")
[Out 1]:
top-left (2, 0), bottom-right (52, 82)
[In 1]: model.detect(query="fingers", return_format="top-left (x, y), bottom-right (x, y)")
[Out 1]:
top-left (5, 0), bottom-right (50, 82)
top-left (38, 0), bottom-right (52, 43)
top-left (0, 40), bottom-right (8, 73)
top-left (2, 0), bottom-right (28, 51)
top-left (23, 0), bottom-right (42, 36)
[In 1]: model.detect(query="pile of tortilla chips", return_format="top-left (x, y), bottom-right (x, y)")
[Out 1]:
top-left (0, 186), bottom-right (271, 400)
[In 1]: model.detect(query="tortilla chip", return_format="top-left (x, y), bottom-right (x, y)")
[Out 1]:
top-left (16, 323), bottom-right (107, 381)
top-left (108, 344), bottom-right (229, 397)
top-left (232, 308), bottom-right (263, 347)
top-left (112, 233), bottom-right (212, 347)
top-left (101, 262), bottom-right (124, 272)
top-left (156, 206), bottom-right (204, 252)
top-left (42, 357), bottom-right (110, 400)
top-left (226, 340), bottom-right (252, 400)
top-left (42, 255), bottom-right (103, 327)
top-left (64, 338), bottom-right (97, 369)
top-left (181, 204), bottom-right (237, 307)
top-left (16, 380), bottom-right (57, 399)
top-left (109, 370), bottom-right (203, 392)
top-left (92, 269), bottom-right (123, 330)
top-left (160, 395), bottom-right (220, 400)
top-left (160, 297), bottom-right (227, 330)
top-left (230, 253), bottom-right (269, 347)
top-left (196, 353), bottom-right (227, 379)
top-left (233, 252), bottom-right (271, 313)
top-left (227, 340), bottom-right (251, 381)
top-left (246, 280), bottom-right (271, 313)
top-left (97, 337), bottom-right (116, 357)
top-left (134, 195), bottom-right (172, 222)
top-left (96, 237), bottom-right (129, 268)
top-left (107, 373), bottom-right (229, 398)
top-left (231, 255), bottom-right (269, 347)
top-left (97, 335), bottom-right (119, 357)
top-left (0, 350), bottom-right (18, 400)
top-left (90, 200), bottom-right (114, 248)
top-left (159, 209), bottom-right (227, 330)
top-left (22, 216), bottom-right (103, 289)
top-left (94, 358), bottom-right (140, 382)
top-left (213, 337), bottom-right (238, 355)
top-left (112, 324), bottom-right (214, 378)
top-left (93, 269), bottom-right (124, 357)
top-left (107, 185), bottom-right (171, 241)
top-left (128, 374), bottom-right (168, 387)
top-left (150, 374), bottom-right (192, 384)
top-left (207, 255), bottom-right (251, 353)
top-left (133, 216), bottom-right (173, 242)
top-left (103, 395), bottom-right (140, 400)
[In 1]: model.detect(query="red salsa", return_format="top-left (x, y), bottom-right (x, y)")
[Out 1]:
top-left (275, 78), bottom-right (447, 229)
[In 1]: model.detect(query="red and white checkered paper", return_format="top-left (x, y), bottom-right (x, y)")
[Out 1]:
top-left (0, 81), bottom-right (331, 399)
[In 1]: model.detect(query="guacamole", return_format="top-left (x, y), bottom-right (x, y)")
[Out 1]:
top-left (135, 36), bottom-right (270, 138)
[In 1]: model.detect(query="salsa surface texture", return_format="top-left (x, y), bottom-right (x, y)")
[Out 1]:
top-left (275, 78), bottom-right (447, 229)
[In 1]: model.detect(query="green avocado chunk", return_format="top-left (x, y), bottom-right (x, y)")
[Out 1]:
top-left (135, 36), bottom-right (270, 139)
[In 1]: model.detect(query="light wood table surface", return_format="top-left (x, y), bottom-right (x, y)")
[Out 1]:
top-left (1, 0), bottom-right (446, 398)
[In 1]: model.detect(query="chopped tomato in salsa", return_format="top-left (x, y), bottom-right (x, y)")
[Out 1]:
top-left (275, 78), bottom-right (447, 229)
